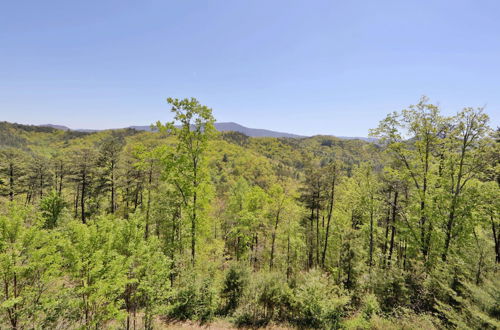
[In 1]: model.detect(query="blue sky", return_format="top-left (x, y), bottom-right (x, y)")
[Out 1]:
top-left (1, 0), bottom-right (499, 137)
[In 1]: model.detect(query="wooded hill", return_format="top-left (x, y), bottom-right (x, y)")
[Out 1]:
top-left (0, 97), bottom-right (498, 329)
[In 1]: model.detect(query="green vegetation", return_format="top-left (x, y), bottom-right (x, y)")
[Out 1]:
top-left (0, 97), bottom-right (498, 329)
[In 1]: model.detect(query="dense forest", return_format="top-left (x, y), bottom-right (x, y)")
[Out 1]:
top-left (0, 97), bottom-right (498, 329)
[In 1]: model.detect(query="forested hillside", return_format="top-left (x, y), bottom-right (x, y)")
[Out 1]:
top-left (0, 97), bottom-right (498, 329)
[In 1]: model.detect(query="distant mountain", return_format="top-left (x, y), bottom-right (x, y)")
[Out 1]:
top-left (40, 124), bottom-right (98, 132)
top-left (39, 122), bottom-right (374, 141)
top-left (130, 122), bottom-right (305, 138)
top-left (41, 124), bottom-right (70, 131)
top-left (334, 136), bottom-right (377, 142)
top-left (216, 122), bottom-right (305, 138)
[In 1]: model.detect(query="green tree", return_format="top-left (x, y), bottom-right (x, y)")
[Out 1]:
top-left (440, 107), bottom-right (490, 261)
top-left (40, 189), bottom-right (66, 229)
top-left (69, 146), bottom-right (97, 223)
top-left (0, 204), bottom-right (62, 329)
top-left (113, 215), bottom-right (171, 330)
top-left (370, 97), bottom-right (443, 262)
top-left (0, 148), bottom-right (27, 202)
top-left (96, 132), bottom-right (125, 214)
top-left (157, 97), bottom-right (216, 264)
top-left (62, 217), bottom-right (127, 328)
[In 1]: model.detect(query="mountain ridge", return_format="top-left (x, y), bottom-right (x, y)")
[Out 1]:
top-left (38, 122), bottom-right (375, 142)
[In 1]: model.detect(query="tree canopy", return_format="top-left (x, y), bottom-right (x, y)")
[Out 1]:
top-left (0, 97), bottom-right (498, 329)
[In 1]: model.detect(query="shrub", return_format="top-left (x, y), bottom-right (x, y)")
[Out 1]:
top-left (168, 273), bottom-right (219, 322)
top-left (233, 272), bottom-right (293, 327)
top-left (221, 263), bottom-right (248, 314)
top-left (374, 268), bottom-right (409, 312)
top-left (292, 270), bottom-right (349, 328)
top-left (257, 273), bottom-right (294, 321)
top-left (361, 293), bottom-right (380, 319)
top-left (368, 309), bottom-right (440, 330)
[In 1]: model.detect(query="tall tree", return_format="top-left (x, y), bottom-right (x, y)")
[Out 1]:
top-left (371, 97), bottom-right (443, 262)
top-left (440, 107), bottom-right (490, 261)
top-left (321, 161), bottom-right (341, 268)
top-left (299, 161), bottom-right (324, 269)
top-left (0, 148), bottom-right (27, 202)
top-left (69, 146), bottom-right (97, 224)
top-left (268, 184), bottom-right (286, 270)
top-left (97, 133), bottom-right (125, 214)
top-left (157, 97), bottom-right (216, 264)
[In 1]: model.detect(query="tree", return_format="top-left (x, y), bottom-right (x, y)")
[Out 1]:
top-left (113, 215), bottom-right (171, 330)
top-left (299, 161), bottom-right (325, 269)
top-left (25, 153), bottom-right (52, 204)
top-left (96, 132), bottom-right (125, 214)
top-left (40, 190), bottom-right (66, 229)
top-left (440, 107), bottom-right (490, 261)
top-left (157, 97), bottom-right (216, 264)
top-left (132, 139), bottom-right (161, 239)
top-left (321, 161), bottom-right (341, 268)
top-left (268, 184), bottom-right (286, 270)
top-left (0, 203), bottom-right (62, 329)
top-left (62, 216), bottom-right (127, 328)
top-left (370, 97), bottom-right (443, 262)
top-left (69, 146), bottom-right (97, 224)
top-left (0, 148), bottom-right (27, 202)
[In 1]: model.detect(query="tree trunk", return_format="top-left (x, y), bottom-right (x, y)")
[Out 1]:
top-left (442, 133), bottom-right (468, 261)
top-left (39, 171), bottom-right (44, 199)
top-left (9, 163), bottom-right (14, 201)
top-left (316, 205), bottom-right (320, 266)
top-left (81, 171), bottom-right (86, 224)
top-left (442, 209), bottom-right (454, 261)
top-left (369, 195), bottom-right (374, 270)
top-left (322, 175), bottom-right (336, 267)
top-left (191, 161), bottom-right (198, 265)
top-left (74, 184), bottom-right (79, 218)
top-left (382, 193), bottom-right (391, 265)
top-left (191, 191), bottom-right (196, 265)
top-left (491, 215), bottom-right (499, 264)
top-left (286, 232), bottom-right (291, 280)
top-left (269, 209), bottom-right (281, 270)
top-left (420, 138), bottom-right (430, 259)
top-left (58, 163), bottom-right (64, 195)
top-left (145, 164), bottom-right (153, 239)
top-left (110, 160), bottom-right (115, 213)
top-left (308, 207), bottom-right (314, 269)
top-left (388, 191), bottom-right (398, 267)
top-left (252, 233), bottom-right (259, 270)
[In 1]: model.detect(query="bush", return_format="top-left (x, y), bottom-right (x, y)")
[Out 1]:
top-left (233, 272), bottom-right (293, 327)
top-left (257, 273), bottom-right (294, 321)
top-left (234, 270), bottom-right (349, 328)
top-left (292, 270), bottom-right (349, 328)
top-left (221, 263), bottom-right (248, 314)
top-left (368, 309), bottom-right (440, 330)
top-left (361, 293), bottom-right (380, 319)
top-left (374, 268), bottom-right (410, 312)
top-left (168, 273), bottom-right (219, 322)
top-left (342, 313), bottom-right (371, 329)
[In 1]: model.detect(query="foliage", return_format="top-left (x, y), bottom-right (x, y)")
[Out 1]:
top-left (0, 97), bottom-right (498, 328)
top-left (221, 263), bottom-right (249, 314)
top-left (0, 203), bottom-right (63, 329)
top-left (40, 190), bottom-right (66, 228)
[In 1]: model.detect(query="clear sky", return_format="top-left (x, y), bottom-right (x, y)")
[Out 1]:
top-left (1, 0), bottom-right (499, 137)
